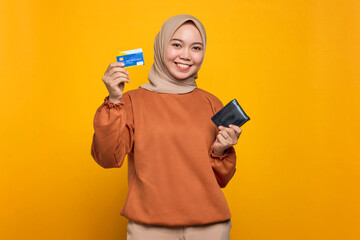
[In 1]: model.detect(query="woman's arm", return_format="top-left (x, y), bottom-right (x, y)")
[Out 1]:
top-left (209, 97), bottom-right (242, 188)
top-left (209, 136), bottom-right (237, 188)
top-left (91, 94), bottom-right (134, 168)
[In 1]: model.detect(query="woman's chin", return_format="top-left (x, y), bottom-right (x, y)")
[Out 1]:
top-left (171, 70), bottom-right (195, 80)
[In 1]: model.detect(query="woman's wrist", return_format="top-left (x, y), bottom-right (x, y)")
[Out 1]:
top-left (210, 145), bottom-right (233, 160)
top-left (213, 149), bottom-right (225, 156)
top-left (213, 146), bottom-right (228, 156)
top-left (108, 96), bottom-right (122, 103)
top-left (104, 96), bottom-right (123, 109)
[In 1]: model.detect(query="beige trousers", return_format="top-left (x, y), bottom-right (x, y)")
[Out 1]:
top-left (127, 219), bottom-right (232, 240)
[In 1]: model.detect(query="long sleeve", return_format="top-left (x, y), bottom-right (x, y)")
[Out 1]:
top-left (209, 144), bottom-right (236, 188)
top-left (91, 94), bottom-right (134, 168)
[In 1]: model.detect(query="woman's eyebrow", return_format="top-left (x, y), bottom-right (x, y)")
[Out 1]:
top-left (170, 38), bottom-right (203, 46)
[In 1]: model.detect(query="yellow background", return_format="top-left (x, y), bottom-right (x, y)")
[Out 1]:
top-left (1, 0), bottom-right (359, 239)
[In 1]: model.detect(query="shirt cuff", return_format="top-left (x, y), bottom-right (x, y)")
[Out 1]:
top-left (209, 144), bottom-right (235, 160)
top-left (104, 96), bottom-right (124, 109)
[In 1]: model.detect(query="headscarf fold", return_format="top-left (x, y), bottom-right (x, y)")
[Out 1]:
top-left (140, 14), bottom-right (207, 94)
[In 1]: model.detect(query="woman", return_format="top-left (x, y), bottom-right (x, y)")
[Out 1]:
top-left (91, 14), bottom-right (242, 240)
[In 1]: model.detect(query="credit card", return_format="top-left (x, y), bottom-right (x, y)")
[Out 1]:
top-left (116, 48), bottom-right (144, 68)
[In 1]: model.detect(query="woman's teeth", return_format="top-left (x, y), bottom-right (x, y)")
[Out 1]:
top-left (176, 63), bottom-right (190, 68)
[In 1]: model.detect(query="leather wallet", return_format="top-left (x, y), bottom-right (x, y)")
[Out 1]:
top-left (211, 99), bottom-right (250, 127)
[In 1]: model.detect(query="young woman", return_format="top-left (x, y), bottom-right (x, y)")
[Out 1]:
top-left (91, 14), bottom-right (242, 240)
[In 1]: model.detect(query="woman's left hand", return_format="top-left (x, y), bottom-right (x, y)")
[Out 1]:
top-left (212, 125), bottom-right (242, 156)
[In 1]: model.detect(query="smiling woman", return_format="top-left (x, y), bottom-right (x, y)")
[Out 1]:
top-left (91, 14), bottom-right (242, 240)
top-left (139, 15), bottom-right (208, 94)
top-left (164, 21), bottom-right (205, 80)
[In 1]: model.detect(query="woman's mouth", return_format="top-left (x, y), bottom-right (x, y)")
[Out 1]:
top-left (175, 62), bottom-right (191, 70)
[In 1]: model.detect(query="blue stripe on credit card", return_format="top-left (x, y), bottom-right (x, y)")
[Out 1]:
top-left (116, 48), bottom-right (144, 67)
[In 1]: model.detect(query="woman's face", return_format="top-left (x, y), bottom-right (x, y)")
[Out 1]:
top-left (164, 22), bottom-right (204, 80)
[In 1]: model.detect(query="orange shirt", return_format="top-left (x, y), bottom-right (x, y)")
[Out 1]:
top-left (91, 88), bottom-right (237, 226)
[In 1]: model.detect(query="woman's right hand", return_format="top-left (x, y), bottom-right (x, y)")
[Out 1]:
top-left (102, 62), bottom-right (130, 103)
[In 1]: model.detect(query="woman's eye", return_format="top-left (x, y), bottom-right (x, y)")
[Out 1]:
top-left (172, 43), bottom-right (181, 48)
top-left (193, 46), bottom-right (202, 51)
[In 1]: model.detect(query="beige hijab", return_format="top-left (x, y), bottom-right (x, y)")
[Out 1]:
top-left (140, 14), bottom-right (207, 94)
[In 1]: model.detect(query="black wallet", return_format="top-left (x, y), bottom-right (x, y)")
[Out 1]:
top-left (211, 99), bottom-right (250, 127)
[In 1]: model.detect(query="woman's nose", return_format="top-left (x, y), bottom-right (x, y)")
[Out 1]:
top-left (179, 48), bottom-right (190, 60)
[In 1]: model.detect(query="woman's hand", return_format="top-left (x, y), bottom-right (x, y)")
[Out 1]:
top-left (102, 62), bottom-right (130, 103)
top-left (213, 125), bottom-right (242, 155)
